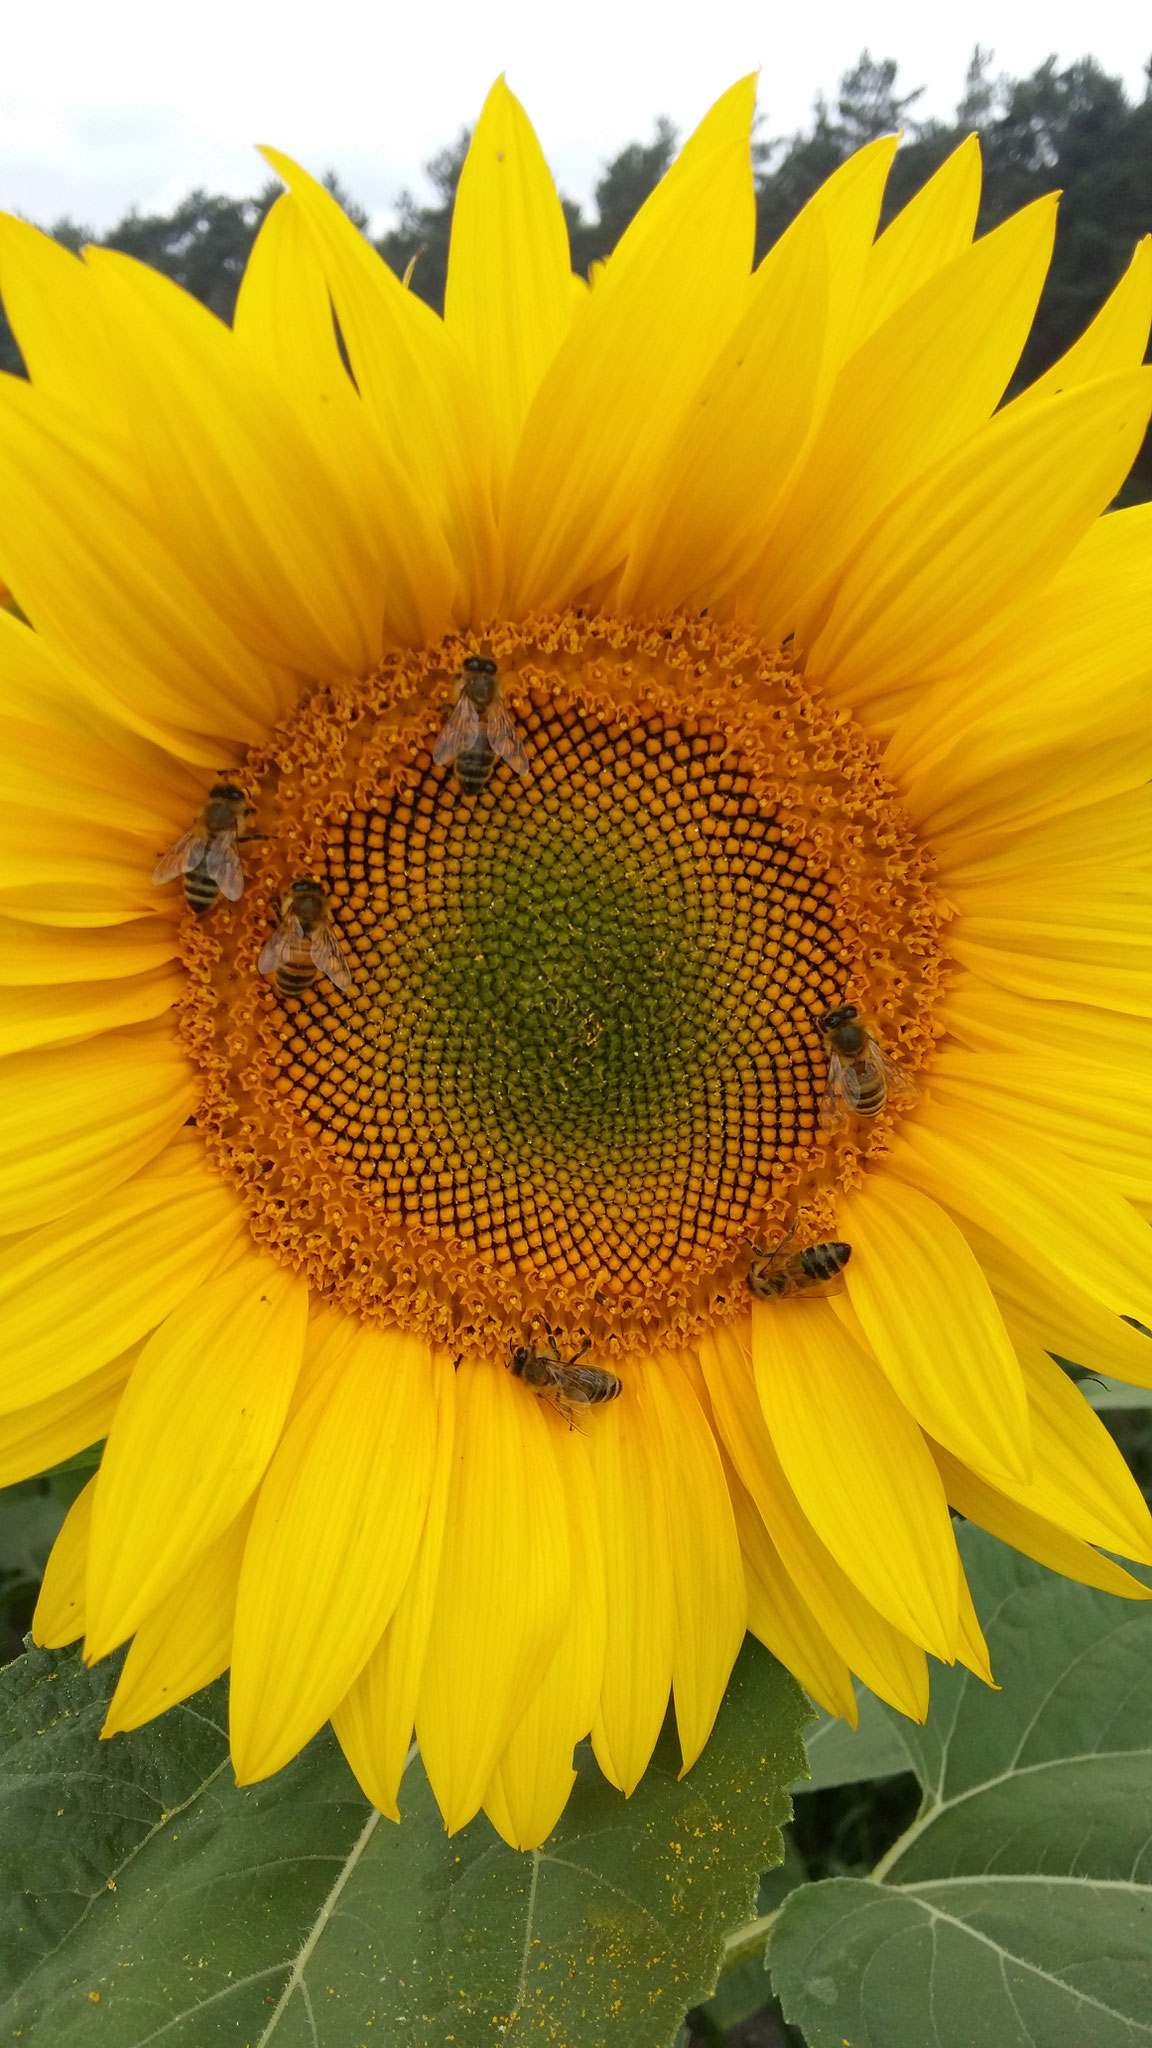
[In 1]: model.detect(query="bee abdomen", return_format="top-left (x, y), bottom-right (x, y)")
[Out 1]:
top-left (455, 741), bottom-right (494, 794)
top-left (584, 1372), bottom-right (622, 1404)
top-left (184, 864), bottom-right (220, 915)
top-left (799, 1241), bottom-right (853, 1283)
top-left (852, 1071), bottom-right (887, 1116)
top-left (274, 967), bottom-right (317, 996)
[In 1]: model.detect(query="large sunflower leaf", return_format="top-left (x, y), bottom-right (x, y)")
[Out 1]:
top-left (0, 1634), bottom-right (808, 2046)
top-left (769, 1525), bottom-right (1152, 2048)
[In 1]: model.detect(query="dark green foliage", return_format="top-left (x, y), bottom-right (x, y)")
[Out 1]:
top-left (374, 128), bottom-right (469, 312)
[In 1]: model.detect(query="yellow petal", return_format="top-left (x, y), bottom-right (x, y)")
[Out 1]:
top-left (331, 1347), bottom-right (457, 1821)
top-left (502, 78), bottom-right (757, 613)
top-left (445, 77), bottom-right (574, 505)
top-left (0, 214), bottom-right (120, 411)
top-left (0, 806), bottom-right (157, 925)
top-left (84, 1253), bottom-right (308, 1658)
top-left (81, 246), bottom-right (389, 677)
top-left (700, 1324), bottom-right (929, 1718)
top-left (1011, 1339), bottom-right (1152, 1562)
top-left (0, 913), bottom-right (176, 985)
top-left (812, 369), bottom-right (1152, 703)
top-left (943, 981), bottom-right (1151, 1071)
top-left (0, 1344), bottom-right (135, 1488)
top-left (938, 783), bottom-right (1152, 885)
top-left (483, 1423), bottom-right (607, 1849)
top-left (1010, 235), bottom-right (1152, 408)
top-left (233, 194), bottom-right (457, 649)
top-left (933, 1444), bottom-right (1152, 1600)
top-left (889, 1099), bottom-right (1152, 1331)
top-left (32, 1474), bottom-right (96, 1647)
top-left (954, 1561), bottom-right (994, 1686)
top-left (727, 1458), bottom-right (858, 1721)
top-left (0, 965), bottom-right (180, 1059)
top-left (0, 380), bottom-right (296, 748)
top-left (101, 1504), bottom-right (253, 1736)
top-left (640, 1353), bottom-right (745, 1773)
top-left (837, 1174), bottom-right (1031, 1483)
top-left (963, 1215), bottom-right (1152, 1391)
top-left (417, 1358), bottom-right (570, 1830)
top-left (0, 1025), bottom-right (196, 1232)
top-left (586, 1361), bottom-right (676, 1795)
top-left (750, 1296), bottom-right (959, 1658)
top-left (618, 194), bottom-right (829, 615)
top-left (928, 1055), bottom-right (1152, 1202)
top-left (751, 196), bottom-right (1057, 645)
top-left (259, 151), bottom-right (500, 623)
top-left (231, 1322), bottom-right (437, 1782)
top-left (850, 135), bottom-right (982, 347)
top-left (0, 1148), bottom-right (244, 1411)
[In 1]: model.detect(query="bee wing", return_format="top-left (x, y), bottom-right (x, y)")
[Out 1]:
top-left (310, 924), bottom-right (354, 993)
top-left (563, 1366), bottom-right (617, 1403)
top-left (433, 694), bottom-right (481, 764)
top-left (258, 912), bottom-right (303, 974)
top-left (485, 699), bottom-right (530, 777)
top-left (152, 825), bottom-right (208, 883)
top-left (818, 1051), bottom-right (853, 1130)
top-left (873, 1044), bottom-right (921, 1107)
top-left (203, 831), bottom-right (245, 900)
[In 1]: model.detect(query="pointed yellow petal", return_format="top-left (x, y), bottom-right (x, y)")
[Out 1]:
top-left (727, 1457), bottom-right (858, 1721)
top-left (0, 214), bottom-right (118, 409)
top-left (640, 1353), bottom-right (745, 1773)
top-left (812, 369), bottom-right (1152, 703)
top-left (416, 1359), bottom-right (569, 1831)
top-left (101, 1504), bottom-right (253, 1736)
top-left (618, 195), bottom-right (829, 615)
top-left (84, 1253), bottom-right (308, 1658)
top-left (750, 1296), bottom-right (959, 1657)
top-left (502, 79), bottom-right (757, 613)
top-left (0, 1151), bottom-right (244, 1411)
top-left (961, 1214), bottom-right (1152, 1391)
top-left (933, 1444), bottom-right (1152, 1600)
top-left (0, 1345), bottom-right (135, 1488)
top-left (331, 1347), bottom-right (457, 1821)
top-left (483, 1424), bottom-right (606, 1849)
top-left (585, 1362), bottom-right (675, 1795)
top-left (231, 1323), bottom-right (437, 1783)
top-left (1011, 235), bottom-right (1152, 407)
top-left (32, 1475), bottom-right (96, 1647)
top-left (259, 151), bottom-right (500, 623)
top-left (233, 194), bottom-right (456, 649)
top-left (700, 1324), bottom-right (929, 1718)
top-left (0, 1025), bottom-right (196, 1232)
top-left (944, 982), bottom-right (1151, 1071)
top-left (445, 77), bottom-right (573, 504)
top-left (837, 1174), bottom-right (1032, 1484)
top-left (889, 1097), bottom-right (1152, 1330)
top-left (752, 197), bottom-right (1057, 645)
top-left (81, 246), bottom-right (389, 676)
top-left (850, 135), bottom-right (982, 346)
top-left (954, 1562), bottom-right (994, 1686)
top-left (1004, 1339), bottom-right (1152, 1563)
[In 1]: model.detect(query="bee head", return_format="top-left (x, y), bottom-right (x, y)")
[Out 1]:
top-left (210, 782), bottom-right (245, 803)
top-left (463, 656), bottom-right (497, 675)
top-left (819, 1004), bottom-right (858, 1032)
top-left (288, 878), bottom-right (325, 905)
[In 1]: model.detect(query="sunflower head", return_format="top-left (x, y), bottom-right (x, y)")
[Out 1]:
top-left (4, 74), bottom-right (1152, 1855)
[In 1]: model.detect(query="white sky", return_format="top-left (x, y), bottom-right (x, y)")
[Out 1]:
top-left (2, 0), bottom-right (1149, 236)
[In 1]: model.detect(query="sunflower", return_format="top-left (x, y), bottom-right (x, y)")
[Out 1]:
top-left (3, 75), bottom-right (1152, 1854)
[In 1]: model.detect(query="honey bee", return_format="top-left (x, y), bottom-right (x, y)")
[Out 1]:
top-left (747, 1236), bottom-right (852, 1300)
top-left (152, 781), bottom-right (253, 915)
top-left (508, 1329), bottom-right (622, 1429)
top-left (258, 880), bottom-right (354, 997)
top-left (433, 657), bottom-right (530, 795)
top-left (817, 1004), bottom-right (919, 1129)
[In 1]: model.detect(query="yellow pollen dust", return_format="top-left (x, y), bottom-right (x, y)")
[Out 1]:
top-left (179, 613), bottom-right (946, 1354)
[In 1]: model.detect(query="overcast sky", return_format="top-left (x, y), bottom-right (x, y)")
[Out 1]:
top-left (3, 0), bottom-right (1149, 236)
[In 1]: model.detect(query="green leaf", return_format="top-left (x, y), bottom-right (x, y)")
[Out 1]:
top-left (769, 1525), bottom-right (1152, 2048)
top-left (798, 1687), bottom-right (914, 1790)
top-left (0, 1482), bottom-right (66, 1580)
top-left (1, 1635), bottom-right (809, 2046)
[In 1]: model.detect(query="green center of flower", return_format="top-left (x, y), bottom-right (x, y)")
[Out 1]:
top-left (180, 613), bottom-right (944, 1352)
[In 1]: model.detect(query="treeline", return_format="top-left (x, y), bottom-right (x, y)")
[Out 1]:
top-left (3, 50), bottom-right (1151, 494)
